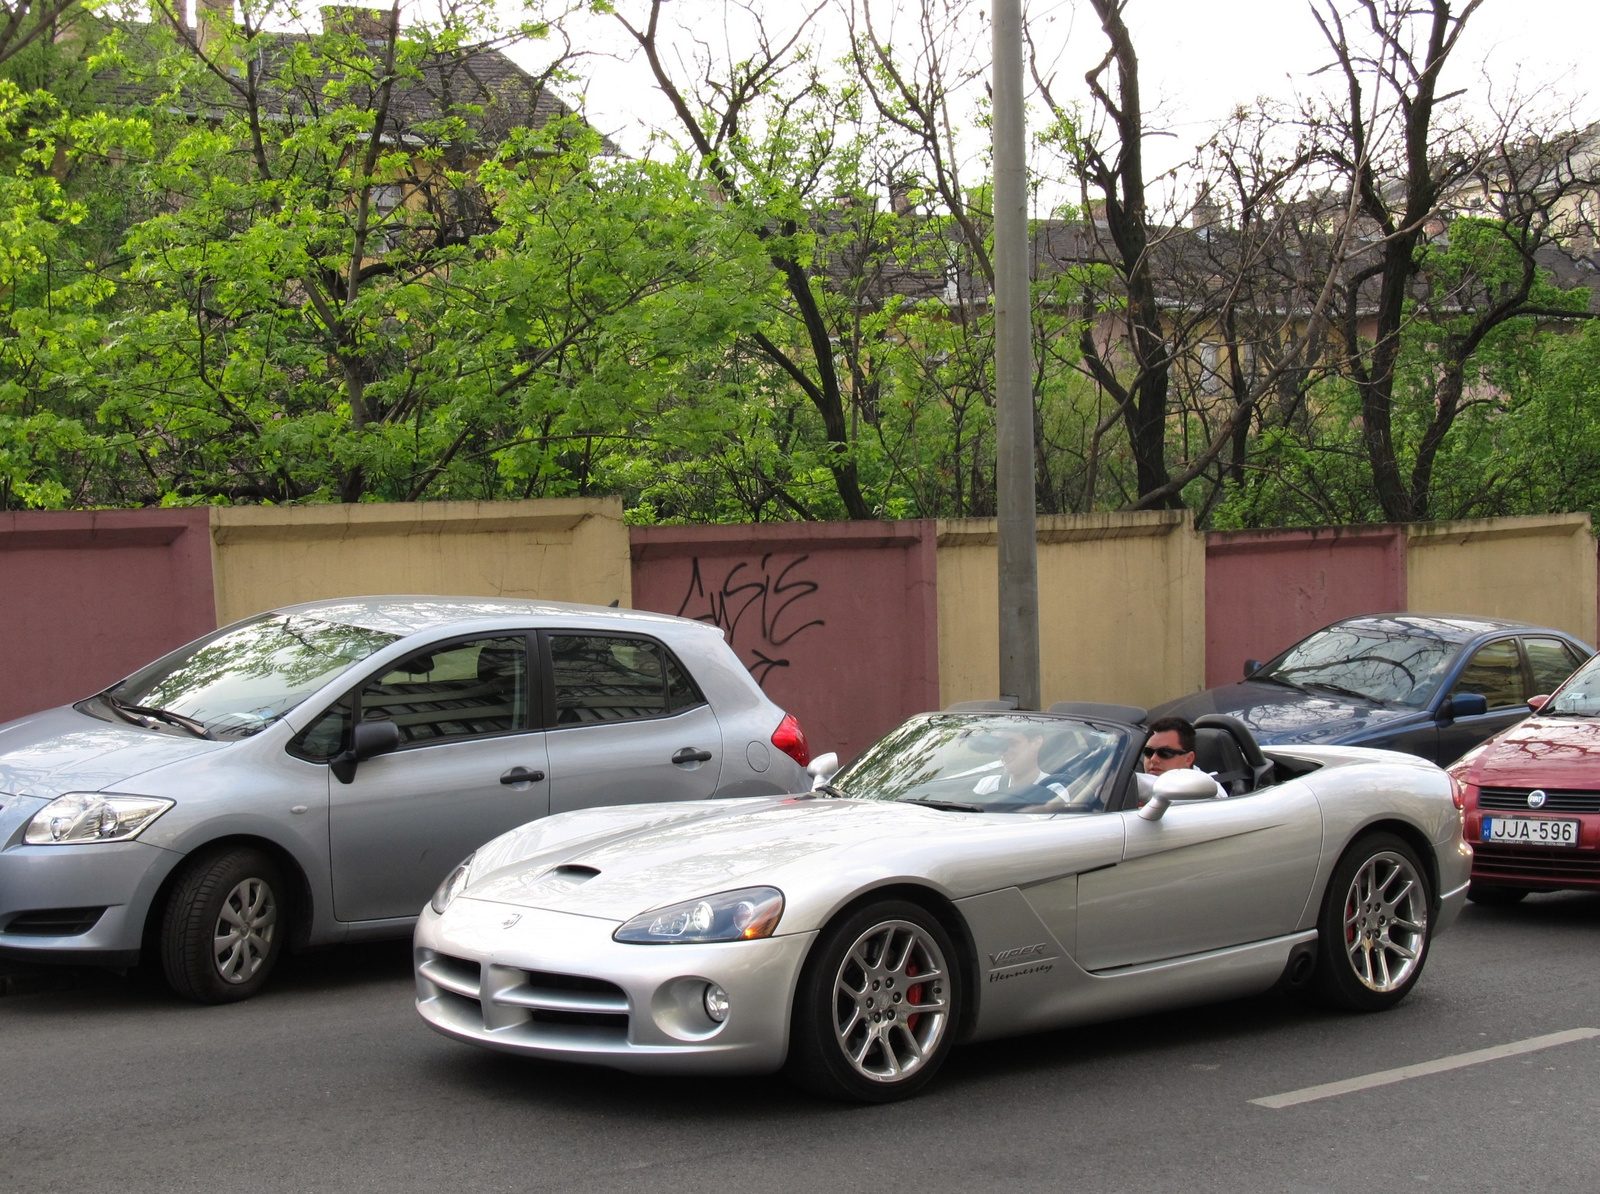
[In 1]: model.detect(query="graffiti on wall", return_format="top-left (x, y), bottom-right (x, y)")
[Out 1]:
top-left (676, 553), bottom-right (826, 687)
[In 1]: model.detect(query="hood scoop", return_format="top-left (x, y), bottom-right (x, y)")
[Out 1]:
top-left (471, 862), bottom-right (601, 907)
top-left (549, 864), bottom-right (600, 886)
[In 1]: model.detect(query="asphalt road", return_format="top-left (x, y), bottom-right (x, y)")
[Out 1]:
top-left (4, 895), bottom-right (1600, 1194)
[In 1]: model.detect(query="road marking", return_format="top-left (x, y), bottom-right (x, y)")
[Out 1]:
top-left (1251, 1027), bottom-right (1600, 1109)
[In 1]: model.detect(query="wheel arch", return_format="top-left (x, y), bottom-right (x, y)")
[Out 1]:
top-left (1335, 818), bottom-right (1441, 912)
top-left (141, 835), bottom-right (316, 958)
top-left (800, 881), bottom-right (981, 1042)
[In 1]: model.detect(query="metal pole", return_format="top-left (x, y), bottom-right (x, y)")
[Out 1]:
top-left (992, 0), bottom-right (1040, 709)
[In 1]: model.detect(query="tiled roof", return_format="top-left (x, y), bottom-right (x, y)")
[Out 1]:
top-left (93, 21), bottom-right (616, 155)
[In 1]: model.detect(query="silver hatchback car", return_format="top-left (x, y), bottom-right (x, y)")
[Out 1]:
top-left (0, 597), bottom-right (811, 1002)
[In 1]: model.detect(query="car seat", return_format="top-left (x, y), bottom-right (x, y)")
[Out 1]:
top-left (1192, 714), bottom-right (1274, 793)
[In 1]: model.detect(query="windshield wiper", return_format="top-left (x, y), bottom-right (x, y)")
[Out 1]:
top-left (896, 797), bottom-right (986, 813)
top-left (814, 782), bottom-right (852, 799)
top-left (1254, 673), bottom-right (1312, 694)
top-left (104, 694), bottom-right (212, 739)
top-left (1304, 681), bottom-right (1388, 705)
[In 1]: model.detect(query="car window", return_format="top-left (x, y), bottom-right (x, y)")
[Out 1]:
top-left (362, 636), bottom-right (527, 746)
top-left (832, 713), bottom-right (1127, 813)
top-left (291, 694), bottom-right (352, 762)
top-left (103, 614), bottom-right (398, 739)
top-left (1451, 639), bottom-right (1526, 710)
top-left (1260, 619), bottom-right (1461, 707)
top-left (1550, 652), bottom-right (1600, 716)
top-left (664, 649), bottom-right (707, 713)
top-left (1525, 637), bottom-right (1583, 696)
top-left (550, 635), bottom-right (700, 725)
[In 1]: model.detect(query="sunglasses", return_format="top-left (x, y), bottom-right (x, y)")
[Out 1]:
top-left (1142, 746), bottom-right (1190, 760)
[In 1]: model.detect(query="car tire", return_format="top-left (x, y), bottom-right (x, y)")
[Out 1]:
top-left (160, 847), bottom-right (286, 1004)
top-left (1312, 832), bottom-right (1433, 1013)
top-left (785, 899), bottom-right (962, 1103)
top-left (1467, 882), bottom-right (1529, 906)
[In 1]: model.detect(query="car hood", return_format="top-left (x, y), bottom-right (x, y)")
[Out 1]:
top-left (462, 796), bottom-right (989, 923)
top-left (0, 705), bottom-right (229, 799)
top-left (1454, 715), bottom-right (1600, 790)
top-left (1150, 681), bottom-right (1416, 745)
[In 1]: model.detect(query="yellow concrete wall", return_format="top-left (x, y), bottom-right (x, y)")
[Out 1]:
top-left (1406, 513), bottom-right (1598, 645)
top-left (209, 498), bottom-right (631, 625)
top-left (937, 511), bottom-right (1206, 709)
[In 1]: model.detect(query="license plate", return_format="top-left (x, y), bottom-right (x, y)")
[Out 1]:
top-left (1481, 816), bottom-right (1580, 847)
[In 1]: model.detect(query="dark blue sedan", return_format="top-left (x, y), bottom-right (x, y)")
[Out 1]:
top-left (1150, 614), bottom-right (1593, 765)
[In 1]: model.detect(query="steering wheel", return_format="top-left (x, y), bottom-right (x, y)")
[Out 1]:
top-left (985, 743), bottom-right (1115, 812)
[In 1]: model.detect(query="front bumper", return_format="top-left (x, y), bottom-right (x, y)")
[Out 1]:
top-left (1470, 844), bottom-right (1600, 890)
top-left (1465, 809), bottom-right (1600, 891)
top-left (415, 897), bottom-right (816, 1075)
top-left (0, 797), bottom-right (180, 964)
top-left (1432, 834), bottom-right (1473, 935)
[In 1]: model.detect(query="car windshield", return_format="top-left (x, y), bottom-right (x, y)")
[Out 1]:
top-left (1548, 653), bottom-right (1600, 717)
top-left (829, 714), bottom-right (1127, 813)
top-left (101, 614), bottom-right (399, 739)
top-left (1259, 620), bottom-right (1463, 708)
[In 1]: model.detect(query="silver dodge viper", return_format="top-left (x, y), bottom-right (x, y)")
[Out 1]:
top-left (415, 705), bottom-right (1472, 1101)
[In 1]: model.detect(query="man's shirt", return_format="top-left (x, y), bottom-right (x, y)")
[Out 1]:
top-left (974, 769), bottom-right (1072, 800)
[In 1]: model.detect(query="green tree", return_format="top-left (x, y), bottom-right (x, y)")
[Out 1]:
top-left (0, 69), bottom-right (146, 508)
top-left (83, 2), bottom-right (768, 505)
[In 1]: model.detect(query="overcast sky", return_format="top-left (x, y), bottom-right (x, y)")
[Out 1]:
top-left (517, 0), bottom-right (1600, 180)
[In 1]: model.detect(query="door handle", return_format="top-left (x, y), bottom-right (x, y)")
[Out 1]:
top-left (672, 747), bottom-right (714, 765)
top-left (500, 766), bottom-right (545, 785)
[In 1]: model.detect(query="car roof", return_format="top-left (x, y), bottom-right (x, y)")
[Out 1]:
top-left (265, 596), bottom-right (713, 638)
top-left (1330, 612), bottom-right (1557, 641)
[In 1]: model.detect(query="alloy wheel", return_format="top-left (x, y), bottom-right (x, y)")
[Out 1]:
top-left (1342, 850), bottom-right (1427, 992)
top-left (831, 919), bottom-right (950, 1083)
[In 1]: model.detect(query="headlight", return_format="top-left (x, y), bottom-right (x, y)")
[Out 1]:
top-left (430, 855), bottom-right (475, 915)
top-left (613, 886), bottom-right (784, 944)
top-left (24, 793), bottom-right (174, 845)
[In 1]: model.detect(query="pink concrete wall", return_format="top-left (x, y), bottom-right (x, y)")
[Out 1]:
top-left (630, 521), bottom-right (940, 764)
top-left (0, 510), bottom-right (217, 724)
top-left (1204, 526), bottom-right (1407, 689)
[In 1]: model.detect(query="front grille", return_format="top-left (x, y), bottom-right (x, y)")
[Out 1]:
top-left (418, 952), bottom-right (629, 1038)
top-left (1479, 787), bottom-right (1600, 813)
top-left (4, 907), bottom-right (107, 936)
top-left (500, 969), bottom-right (629, 1031)
top-left (1474, 844), bottom-right (1600, 887)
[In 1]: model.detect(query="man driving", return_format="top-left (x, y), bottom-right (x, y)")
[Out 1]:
top-left (971, 728), bottom-right (1073, 802)
top-left (1134, 715), bottom-right (1229, 803)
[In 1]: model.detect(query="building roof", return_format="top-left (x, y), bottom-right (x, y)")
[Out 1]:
top-left (93, 14), bottom-right (617, 156)
top-left (813, 207), bottom-right (1600, 317)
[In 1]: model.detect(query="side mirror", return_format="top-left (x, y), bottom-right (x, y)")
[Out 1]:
top-left (807, 752), bottom-right (840, 788)
top-left (1439, 692), bottom-right (1488, 723)
top-left (1243, 659), bottom-right (1262, 679)
top-left (1137, 769), bottom-right (1220, 820)
top-left (331, 719), bottom-right (401, 784)
top-left (1527, 694), bottom-right (1551, 713)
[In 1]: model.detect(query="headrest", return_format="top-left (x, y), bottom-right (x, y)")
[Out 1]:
top-left (1191, 728), bottom-right (1250, 795)
top-left (477, 646), bottom-right (522, 684)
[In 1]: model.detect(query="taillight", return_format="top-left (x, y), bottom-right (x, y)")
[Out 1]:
top-left (771, 713), bottom-right (811, 767)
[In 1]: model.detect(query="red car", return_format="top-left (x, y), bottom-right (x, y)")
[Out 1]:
top-left (1450, 648), bottom-right (1600, 903)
